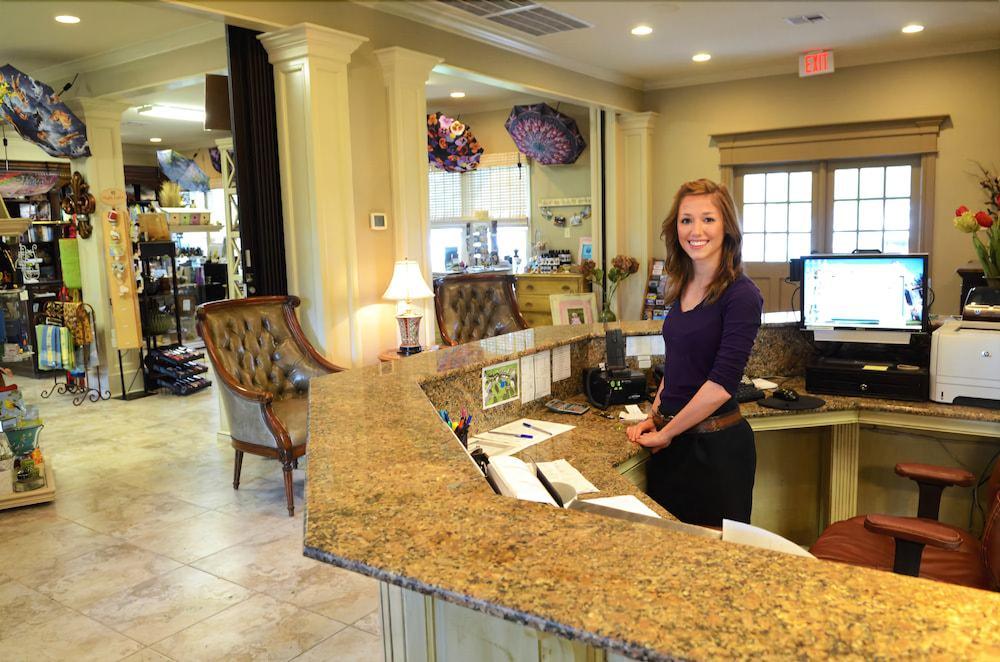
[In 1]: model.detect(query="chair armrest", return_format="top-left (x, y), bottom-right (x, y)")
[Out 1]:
top-left (895, 463), bottom-right (975, 487)
top-left (863, 514), bottom-right (963, 551)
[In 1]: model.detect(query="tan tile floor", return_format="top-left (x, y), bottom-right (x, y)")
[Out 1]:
top-left (0, 376), bottom-right (384, 662)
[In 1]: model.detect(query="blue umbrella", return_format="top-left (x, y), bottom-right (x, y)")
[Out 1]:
top-left (156, 149), bottom-right (210, 192)
top-left (0, 64), bottom-right (91, 159)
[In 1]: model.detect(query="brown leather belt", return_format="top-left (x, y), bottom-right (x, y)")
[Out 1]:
top-left (652, 408), bottom-right (744, 434)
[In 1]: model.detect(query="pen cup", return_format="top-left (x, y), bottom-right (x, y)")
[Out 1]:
top-left (455, 427), bottom-right (469, 449)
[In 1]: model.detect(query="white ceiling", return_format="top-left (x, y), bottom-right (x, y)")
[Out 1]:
top-left (373, 1), bottom-right (1000, 89)
top-left (427, 71), bottom-right (548, 115)
top-left (0, 0), bottom-right (227, 149)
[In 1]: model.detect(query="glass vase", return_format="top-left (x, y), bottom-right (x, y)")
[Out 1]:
top-left (598, 304), bottom-right (617, 323)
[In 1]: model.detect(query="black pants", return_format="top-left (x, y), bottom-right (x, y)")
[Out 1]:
top-left (646, 418), bottom-right (756, 527)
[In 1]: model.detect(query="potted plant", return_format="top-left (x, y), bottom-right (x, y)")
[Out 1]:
top-left (581, 255), bottom-right (640, 322)
top-left (953, 164), bottom-right (1000, 288)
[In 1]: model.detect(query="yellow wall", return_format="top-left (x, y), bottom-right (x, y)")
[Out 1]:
top-left (644, 49), bottom-right (1000, 315)
top-left (451, 104), bottom-right (592, 257)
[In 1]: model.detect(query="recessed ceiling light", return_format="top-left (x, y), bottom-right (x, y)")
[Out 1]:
top-left (149, 137), bottom-right (162, 143)
top-left (631, 24), bottom-right (653, 36)
top-left (692, 53), bottom-right (712, 62)
top-left (54, 15), bottom-right (80, 24)
top-left (136, 105), bottom-right (206, 123)
top-left (449, 91), bottom-right (466, 99)
top-left (901, 24), bottom-right (924, 34)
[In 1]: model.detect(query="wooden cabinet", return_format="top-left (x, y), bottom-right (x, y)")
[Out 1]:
top-left (514, 273), bottom-right (590, 327)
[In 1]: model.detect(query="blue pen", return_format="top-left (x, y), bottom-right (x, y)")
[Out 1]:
top-left (489, 431), bottom-right (533, 439)
top-left (522, 421), bottom-right (555, 436)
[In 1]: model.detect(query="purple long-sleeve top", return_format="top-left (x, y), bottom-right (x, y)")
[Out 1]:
top-left (659, 274), bottom-right (763, 416)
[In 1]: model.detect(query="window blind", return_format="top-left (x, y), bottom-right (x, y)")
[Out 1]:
top-left (428, 152), bottom-right (529, 226)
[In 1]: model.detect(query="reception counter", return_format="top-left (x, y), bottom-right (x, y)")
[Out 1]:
top-left (305, 321), bottom-right (1000, 660)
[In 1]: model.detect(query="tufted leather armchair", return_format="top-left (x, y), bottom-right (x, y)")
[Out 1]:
top-left (196, 296), bottom-right (343, 516)
top-left (433, 273), bottom-right (528, 346)
top-left (811, 460), bottom-right (1000, 590)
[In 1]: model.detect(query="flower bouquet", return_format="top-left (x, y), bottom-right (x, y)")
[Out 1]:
top-left (953, 164), bottom-right (1000, 288)
top-left (581, 255), bottom-right (639, 322)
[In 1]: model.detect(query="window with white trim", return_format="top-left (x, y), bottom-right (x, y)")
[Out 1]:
top-left (736, 157), bottom-right (919, 262)
top-left (427, 152), bottom-right (530, 273)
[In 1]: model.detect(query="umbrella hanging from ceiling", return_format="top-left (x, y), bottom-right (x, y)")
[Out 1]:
top-left (427, 112), bottom-right (484, 173)
top-left (0, 63), bottom-right (91, 159)
top-left (504, 103), bottom-right (586, 166)
top-left (156, 149), bottom-right (210, 192)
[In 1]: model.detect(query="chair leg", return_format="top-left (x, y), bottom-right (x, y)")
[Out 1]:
top-left (282, 459), bottom-right (295, 517)
top-left (233, 450), bottom-right (244, 490)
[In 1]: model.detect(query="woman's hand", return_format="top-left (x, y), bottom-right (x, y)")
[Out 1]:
top-left (636, 429), bottom-right (673, 453)
top-left (626, 417), bottom-right (656, 442)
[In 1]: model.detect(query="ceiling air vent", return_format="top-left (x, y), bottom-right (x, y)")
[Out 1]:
top-left (784, 14), bottom-right (828, 26)
top-left (437, 0), bottom-right (591, 37)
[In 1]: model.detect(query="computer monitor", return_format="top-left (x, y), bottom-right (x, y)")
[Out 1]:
top-left (800, 253), bottom-right (928, 344)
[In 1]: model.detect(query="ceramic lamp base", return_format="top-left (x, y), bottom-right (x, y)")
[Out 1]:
top-left (396, 314), bottom-right (423, 355)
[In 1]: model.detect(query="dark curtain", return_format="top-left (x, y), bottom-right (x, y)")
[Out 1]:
top-left (226, 25), bottom-right (287, 296)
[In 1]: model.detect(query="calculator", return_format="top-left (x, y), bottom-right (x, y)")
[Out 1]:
top-left (545, 399), bottom-right (590, 415)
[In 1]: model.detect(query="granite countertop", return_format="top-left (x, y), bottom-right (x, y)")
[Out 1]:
top-left (305, 323), bottom-right (1000, 660)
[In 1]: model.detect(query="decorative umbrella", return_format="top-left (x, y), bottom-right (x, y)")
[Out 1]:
top-left (0, 64), bottom-right (91, 159)
top-left (427, 112), bottom-right (483, 173)
top-left (156, 149), bottom-right (210, 192)
top-left (504, 103), bottom-right (586, 165)
top-left (0, 171), bottom-right (59, 198)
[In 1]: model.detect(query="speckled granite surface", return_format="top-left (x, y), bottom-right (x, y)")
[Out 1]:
top-left (305, 322), bottom-right (1000, 660)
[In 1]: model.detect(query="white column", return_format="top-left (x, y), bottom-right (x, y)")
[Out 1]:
top-left (617, 112), bottom-right (657, 320)
top-left (68, 98), bottom-right (131, 396)
top-left (259, 23), bottom-right (368, 368)
top-left (374, 47), bottom-right (443, 347)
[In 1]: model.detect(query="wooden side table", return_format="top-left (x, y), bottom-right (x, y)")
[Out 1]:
top-left (379, 345), bottom-right (441, 363)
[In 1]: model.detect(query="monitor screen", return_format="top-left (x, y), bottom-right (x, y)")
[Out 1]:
top-left (801, 254), bottom-right (928, 332)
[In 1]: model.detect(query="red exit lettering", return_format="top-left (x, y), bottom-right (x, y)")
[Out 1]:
top-left (799, 50), bottom-right (835, 77)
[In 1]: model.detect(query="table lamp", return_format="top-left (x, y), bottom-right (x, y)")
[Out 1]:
top-left (383, 259), bottom-right (435, 355)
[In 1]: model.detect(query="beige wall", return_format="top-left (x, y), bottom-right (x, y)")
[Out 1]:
top-left (644, 48), bottom-right (1000, 315)
top-left (348, 44), bottom-right (400, 365)
top-left (449, 104), bottom-right (592, 257)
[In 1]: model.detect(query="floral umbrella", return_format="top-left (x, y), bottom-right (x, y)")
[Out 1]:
top-left (156, 149), bottom-right (210, 192)
top-left (504, 103), bottom-right (586, 165)
top-left (427, 112), bottom-right (483, 173)
top-left (0, 64), bottom-right (91, 159)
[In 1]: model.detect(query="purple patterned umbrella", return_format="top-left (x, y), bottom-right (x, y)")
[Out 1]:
top-left (505, 103), bottom-right (586, 165)
top-left (0, 64), bottom-right (91, 159)
top-left (427, 112), bottom-right (483, 173)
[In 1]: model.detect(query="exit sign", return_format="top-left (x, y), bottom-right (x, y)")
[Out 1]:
top-left (799, 50), bottom-right (835, 77)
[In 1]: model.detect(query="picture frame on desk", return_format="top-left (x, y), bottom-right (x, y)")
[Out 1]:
top-left (549, 292), bottom-right (598, 325)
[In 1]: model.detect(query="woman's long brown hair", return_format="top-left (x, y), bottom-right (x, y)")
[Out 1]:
top-left (660, 179), bottom-right (744, 305)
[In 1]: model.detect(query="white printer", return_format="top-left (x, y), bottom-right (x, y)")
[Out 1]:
top-left (930, 287), bottom-right (1000, 406)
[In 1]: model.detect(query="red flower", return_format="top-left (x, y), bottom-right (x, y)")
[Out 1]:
top-left (975, 211), bottom-right (994, 228)
top-left (995, 193), bottom-right (1000, 207)
top-left (955, 205), bottom-right (969, 216)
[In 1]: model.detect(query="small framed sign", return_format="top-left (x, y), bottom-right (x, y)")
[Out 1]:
top-left (370, 212), bottom-right (387, 231)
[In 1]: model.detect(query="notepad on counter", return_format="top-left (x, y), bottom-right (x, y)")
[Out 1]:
top-left (469, 418), bottom-right (575, 456)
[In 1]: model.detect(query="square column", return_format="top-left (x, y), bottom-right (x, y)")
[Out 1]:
top-left (374, 47), bottom-right (443, 347)
top-left (259, 23), bottom-right (368, 368)
top-left (68, 98), bottom-right (132, 396)
top-left (617, 112), bottom-right (658, 320)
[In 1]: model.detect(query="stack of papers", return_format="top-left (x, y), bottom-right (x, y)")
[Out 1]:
top-left (469, 418), bottom-right (574, 456)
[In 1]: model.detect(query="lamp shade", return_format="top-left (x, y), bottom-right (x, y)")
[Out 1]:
top-left (383, 260), bottom-right (434, 301)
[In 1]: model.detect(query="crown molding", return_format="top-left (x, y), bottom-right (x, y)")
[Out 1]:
top-left (31, 22), bottom-right (224, 84)
top-left (354, 0), bottom-right (643, 91)
top-left (643, 40), bottom-right (1000, 92)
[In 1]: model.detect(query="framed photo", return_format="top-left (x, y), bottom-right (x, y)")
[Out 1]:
top-left (369, 212), bottom-right (387, 231)
top-left (549, 292), bottom-right (598, 325)
top-left (578, 236), bottom-right (593, 263)
top-left (482, 360), bottom-right (520, 409)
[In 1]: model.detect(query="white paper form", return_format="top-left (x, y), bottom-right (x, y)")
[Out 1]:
top-left (520, 354), bottom-right (536, 404)
top-left (468, 417), bottom-right (574, 457)
top-left (533, 350), bottom-right (551, 398)
top-left (552, 344), bottom-right (571, 382)
top-left (650, 336), bottom-right (665, 355)
top-left (626, 335), bottom-right (652, 357)
top-left (535, 459), bottom-right (598, 494)
top-left (585, 495), bottom-right (662, 519)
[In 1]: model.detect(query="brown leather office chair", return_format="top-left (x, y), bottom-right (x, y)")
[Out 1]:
top-left (196, 296), bottom-right (343, 516)
top-left (811, 460), bottom-right (1000, 590)
top-left (433, 273), bottom-right (528, 346)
